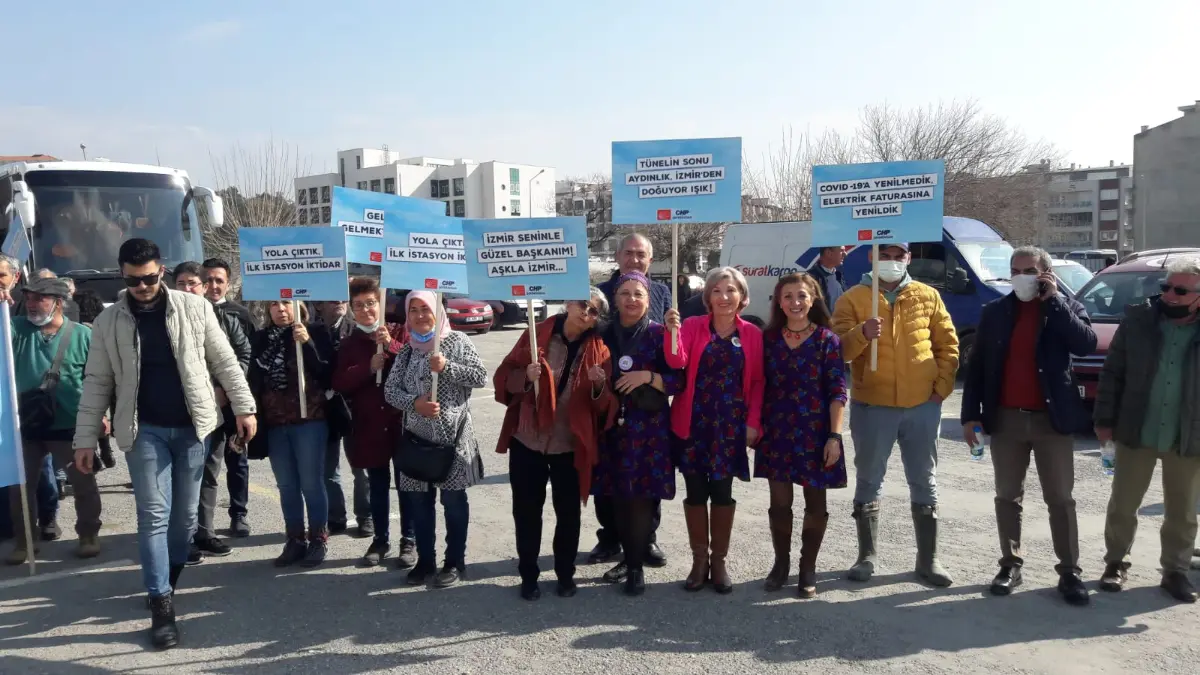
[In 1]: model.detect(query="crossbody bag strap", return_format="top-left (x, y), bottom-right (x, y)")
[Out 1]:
top-left (40, 320), bottom-right (76, 391)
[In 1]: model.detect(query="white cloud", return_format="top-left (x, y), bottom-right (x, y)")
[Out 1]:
top-left (183, 20), bottom-right (243, 44)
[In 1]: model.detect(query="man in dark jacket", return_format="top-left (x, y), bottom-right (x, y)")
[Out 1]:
top-left (1095, 255), bottom-right (1200, 603)
top-left (809, 246), bottom-right (847, 309)
top-left (175, 262), bottom-right (252, 557)
top-left (202, 258), bottom-right (254, 334)
top-left (961, 246), bottom-right (1096, 605)
top-left (590, 233), bottom-right (669, 574)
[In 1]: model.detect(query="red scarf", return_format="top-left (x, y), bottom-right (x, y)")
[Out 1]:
top-left (493, 317), bottom-right (616, 502)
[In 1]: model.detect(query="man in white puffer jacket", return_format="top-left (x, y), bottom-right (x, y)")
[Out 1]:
top-left (72, 238), bottom-right (257, 651)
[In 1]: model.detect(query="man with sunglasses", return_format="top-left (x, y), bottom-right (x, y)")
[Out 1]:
top-left (1096, 256), bottom-right (1200, 603)
top-left (174, 262), bottom-right (252, 559)
top-left (961, 246), bottom-right (1096, 605)
top-left (72, 238), bottom-right (257, 649)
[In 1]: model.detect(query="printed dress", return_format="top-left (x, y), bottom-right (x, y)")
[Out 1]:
top-left (592, 323), bottom-right (682, 500)
top-left (754, 326), bottom-right (848, 488)
top-left (678, 331), bottom-right (750, 481)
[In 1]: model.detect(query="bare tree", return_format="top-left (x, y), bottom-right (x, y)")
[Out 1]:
top-left (855, 100), bottom-right (1060, 242)
top-left (742, 126), bottom-right (857, 222)
top-left (645, 221), bottom-right (726, 275)
top-left (203, 139), bottom-right (311, 277)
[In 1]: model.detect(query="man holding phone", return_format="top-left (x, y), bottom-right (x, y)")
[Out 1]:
top-left (961, 246), bottom-right (1096, 605)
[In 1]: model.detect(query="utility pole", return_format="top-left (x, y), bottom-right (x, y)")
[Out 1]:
top-left (79, 144), bottom-right (88, 160)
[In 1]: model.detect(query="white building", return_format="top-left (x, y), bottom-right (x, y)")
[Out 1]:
top-left (1035, 161), bottom-right (1134, 255)
top-left (294, 148), bottom-right (556, 226)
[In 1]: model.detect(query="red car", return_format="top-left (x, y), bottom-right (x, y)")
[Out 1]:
top-left (384, 292), bottom-right (494, 334)
top-left (445, 297), bottom-right (494, 333)
top-left (1071, 248), bottom-right (1200, 405)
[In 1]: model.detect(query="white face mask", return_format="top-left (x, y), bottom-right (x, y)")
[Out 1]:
top-left (28, 310), bottom-right (54, 327)
top-left (876, 261), bottom-right (908, 283)
top-left (355, 321), bottom-right (378, 333)
top-left (1011, 274), bottom-right (1040, 302)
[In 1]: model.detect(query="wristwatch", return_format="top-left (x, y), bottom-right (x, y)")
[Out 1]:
top-left (827, 432), bottom-right (843, 444)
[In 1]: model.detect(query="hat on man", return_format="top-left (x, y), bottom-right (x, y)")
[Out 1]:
top-left (24, 276), bottom-right (72, 300)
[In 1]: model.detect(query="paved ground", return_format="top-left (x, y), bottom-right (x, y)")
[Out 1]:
top-left (2, 322), bottom-right (1198, 674)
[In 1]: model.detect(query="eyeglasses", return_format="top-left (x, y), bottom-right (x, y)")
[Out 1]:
top-left (351, 299), bottom-right (379, 311)
top-left (1160, 283), bottom-right (1199, 297)
top-left (177, 280), bottom-right (202, 290)
top-left (124, 273), bottom-right (160, 288)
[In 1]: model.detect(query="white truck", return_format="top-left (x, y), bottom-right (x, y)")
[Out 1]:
top-left (1, 158), bottom-right (224, 300)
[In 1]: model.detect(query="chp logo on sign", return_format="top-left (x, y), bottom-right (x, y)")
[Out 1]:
top-left (511, 285), bottom-right (526, 297)
top-left (656, 209), bottom-right (672, 221)
top-left (369, 251), bottom-right (383, 263)
top-left (280, 288), bottom-right (293, 299)
top-left (424, 278), bottom-right (438, 289)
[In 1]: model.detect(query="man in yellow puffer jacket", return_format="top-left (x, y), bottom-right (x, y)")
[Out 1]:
top-left (831, 243), bottom-right (959, 588)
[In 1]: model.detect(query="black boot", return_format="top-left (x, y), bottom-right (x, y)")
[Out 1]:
top-left (149, 594), bottom-right (179, 649)
top-left (847, 502), bottom-right (880, 582)
top-left (912, 503), bottom-right (953, 587)
top-left (146, 564), bottom-right (187, 610)
top-left (623, 566), bottom-right (646, 596)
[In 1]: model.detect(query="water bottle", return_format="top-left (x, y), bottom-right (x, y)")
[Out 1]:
top-left (1101, 441), bottom-right (1116, 476)
top-left (969, 425), bottom-right (986, 461)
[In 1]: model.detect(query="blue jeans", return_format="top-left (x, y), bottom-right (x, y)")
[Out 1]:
top-left (849, 400), bottom-right (942, 506)
top-left (127, 425), bottom-right (209, 597)
top-left (38, 454), bottom-right (58, 521)
top-left (407, 488), bottom-right (469, 568)
top-left (366, 465), bottom-right (416, 547)
top-left (268, 421), bottom-right (329, 535)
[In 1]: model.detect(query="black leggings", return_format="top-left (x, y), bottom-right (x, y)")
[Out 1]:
top-left (613, 497), bottom-right (654, 570)
top-left (768, 481), bottom-right (828, 515)
top-left (683, 474), bottom-right (735, 507)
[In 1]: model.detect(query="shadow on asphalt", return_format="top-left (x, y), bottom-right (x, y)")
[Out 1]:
top-left (0, 550), bottom-right (1167, 673)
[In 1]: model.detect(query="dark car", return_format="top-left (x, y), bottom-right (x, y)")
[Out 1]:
top-left (1071, 249), bottom-right (1200, 405)
top-left (488, 299), bottom-right (548, 327)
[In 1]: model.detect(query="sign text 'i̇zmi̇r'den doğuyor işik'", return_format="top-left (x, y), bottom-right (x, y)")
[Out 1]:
top-left (478, 228), bottom-right (577, 278)
top-left (243, 243), bottom-right (346, 275)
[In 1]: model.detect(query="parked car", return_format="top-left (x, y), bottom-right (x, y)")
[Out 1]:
top-left (1071, 249), bottom-right (1200, 405)
top-left (489, 299), bottom-right (548, 327)
top-left (1051, 258), bottom-right (1093, 295)
top-left (384, 291), bottom-right (492, 333)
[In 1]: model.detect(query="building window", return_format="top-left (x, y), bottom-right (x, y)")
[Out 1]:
top-left (311, 207), bottom-right (321, 223)
top-left (339, 157), bottom-right (345, 186)
top-left (439, 180), bottom-right (450, 198)
top-left (444, 201), bottom-right (452, 216)
top-left (357, 181), bottom-right (368, 190)
top-left (1099, 189), bottom-right (1119, 200)
top-left (370, 179), bottom-right (381, 192)
top-left (321, 206), bottom-right (331, 223)
top-left (309, 187), bottom-right (318, 204)
top-left (453, 199), bottom-right (465, 217)
top-left (384, 177), bottom-right (395, 194)
top-left (355, 155), bottom-right (362, 169)
top-left (298, 208), bottom-right (308, 225)
top-left (453, 178), bottom-right (464, 196)
top-left (510, 199), bottom-right (522, 217)
top-left (321, 186), bottom-right (330, 203)
top-left (1100, 209), bottom-right (1118, 221)
top-left (509, 168), bottom-right (520, 195)
top-left (585, 198), bottom-right (595, 209)
top-left (574, 200), bottom-right (584, 211)
top-left (297, 188), bottom-right (307, 205)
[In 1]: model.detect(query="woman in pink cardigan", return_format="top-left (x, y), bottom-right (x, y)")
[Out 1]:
top-left (663, 266), bottom-right (764, 594)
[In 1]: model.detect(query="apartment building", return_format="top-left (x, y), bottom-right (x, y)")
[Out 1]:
top-left (294, 147), bottom-right (556, 226)
top-left (1036, 162), bottom-right (1134, 255)
top-left (1132, 101), bottom-right (1200, 251)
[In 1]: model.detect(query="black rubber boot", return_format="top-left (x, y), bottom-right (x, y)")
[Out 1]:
top-left (912, 503), bottom-right (953, 587)
top-left (847, 502), bottom-right (879, 582)
top-left (149, 594), bottom-right (179, 649)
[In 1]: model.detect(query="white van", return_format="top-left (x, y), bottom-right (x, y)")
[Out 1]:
top-left (720, 221), bottom-right (815, 324)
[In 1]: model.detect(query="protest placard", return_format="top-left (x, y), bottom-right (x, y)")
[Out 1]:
top-left (811, 159), bottom-right (946, 370)
top-left (379, 211), bottom-right (467, 294)
top-left (331, 186), bottom-right (447, 265)
top-left (611, 137), bottom-right (743, 225)
top-left (462, 217), bottom-right (589, 300)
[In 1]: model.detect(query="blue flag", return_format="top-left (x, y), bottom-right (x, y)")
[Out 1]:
top-left (0, 303), bottom-right (26, 487)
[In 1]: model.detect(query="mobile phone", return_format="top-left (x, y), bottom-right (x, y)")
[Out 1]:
top-left (1038, 280), bottom-right (1050, 296)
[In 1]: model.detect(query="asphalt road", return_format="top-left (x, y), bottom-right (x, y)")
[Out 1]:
top-left (1, 321), bottom-right (1198, 674)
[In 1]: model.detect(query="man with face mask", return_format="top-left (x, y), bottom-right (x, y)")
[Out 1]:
top-left (961, 246), bottom-right (1097, 604)
top-left (1095, 256), bottom-right (1200, 604)
top-left (1, 276), bottom-right (100, 565)
top-left (832, 242), bottom-right (959, 587)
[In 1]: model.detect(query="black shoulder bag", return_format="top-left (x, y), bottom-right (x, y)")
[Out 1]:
top-left (18, 320), bottom-right (77, 434)
top-left (391, 346), bottom-right (468, 484)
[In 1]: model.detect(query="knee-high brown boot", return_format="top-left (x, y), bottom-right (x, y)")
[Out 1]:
top-left (709, 503), bottom-right (736, 594)
top-left (764, 507), bottom-right (792, 591)
top-left (798, 511), bottom-right (829, 598)
top-left (683, 503), bottom-right (709, 592)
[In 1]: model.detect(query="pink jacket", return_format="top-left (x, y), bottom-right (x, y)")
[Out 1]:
top-left (664, 315), bottom-right (765, 441)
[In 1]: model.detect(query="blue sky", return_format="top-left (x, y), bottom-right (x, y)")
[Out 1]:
top-left (3, 0), bottom-right (1194, 187)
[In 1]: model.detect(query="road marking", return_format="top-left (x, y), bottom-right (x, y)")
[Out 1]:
top-left (0, 559), bottom-right (136, 590)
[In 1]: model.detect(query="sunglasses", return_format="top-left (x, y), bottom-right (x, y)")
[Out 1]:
top-left (124, 272), bottom-right (160, 288)
top-left (574, 303), bottom-right (600, 318)
top-left (1160, 283), bottom-right (1199, 297)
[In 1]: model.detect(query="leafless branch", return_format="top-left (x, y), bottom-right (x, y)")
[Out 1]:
top-left (558, 173), bottom-right (624, 249)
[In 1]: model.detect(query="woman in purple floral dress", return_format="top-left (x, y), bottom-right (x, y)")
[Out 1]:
top-left (592, 272), bottom-right (682, 597)
top-left (756, 272), bottom-right (847, 598)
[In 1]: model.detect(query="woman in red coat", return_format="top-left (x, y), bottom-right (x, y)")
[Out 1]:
top-left (332, 277), bottom-right (414, 568)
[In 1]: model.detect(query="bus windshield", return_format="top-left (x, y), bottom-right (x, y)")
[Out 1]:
top-left (956, 241), bottom-right (1014, 282)
top-left (25, 170), bottom-right (204, 275)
